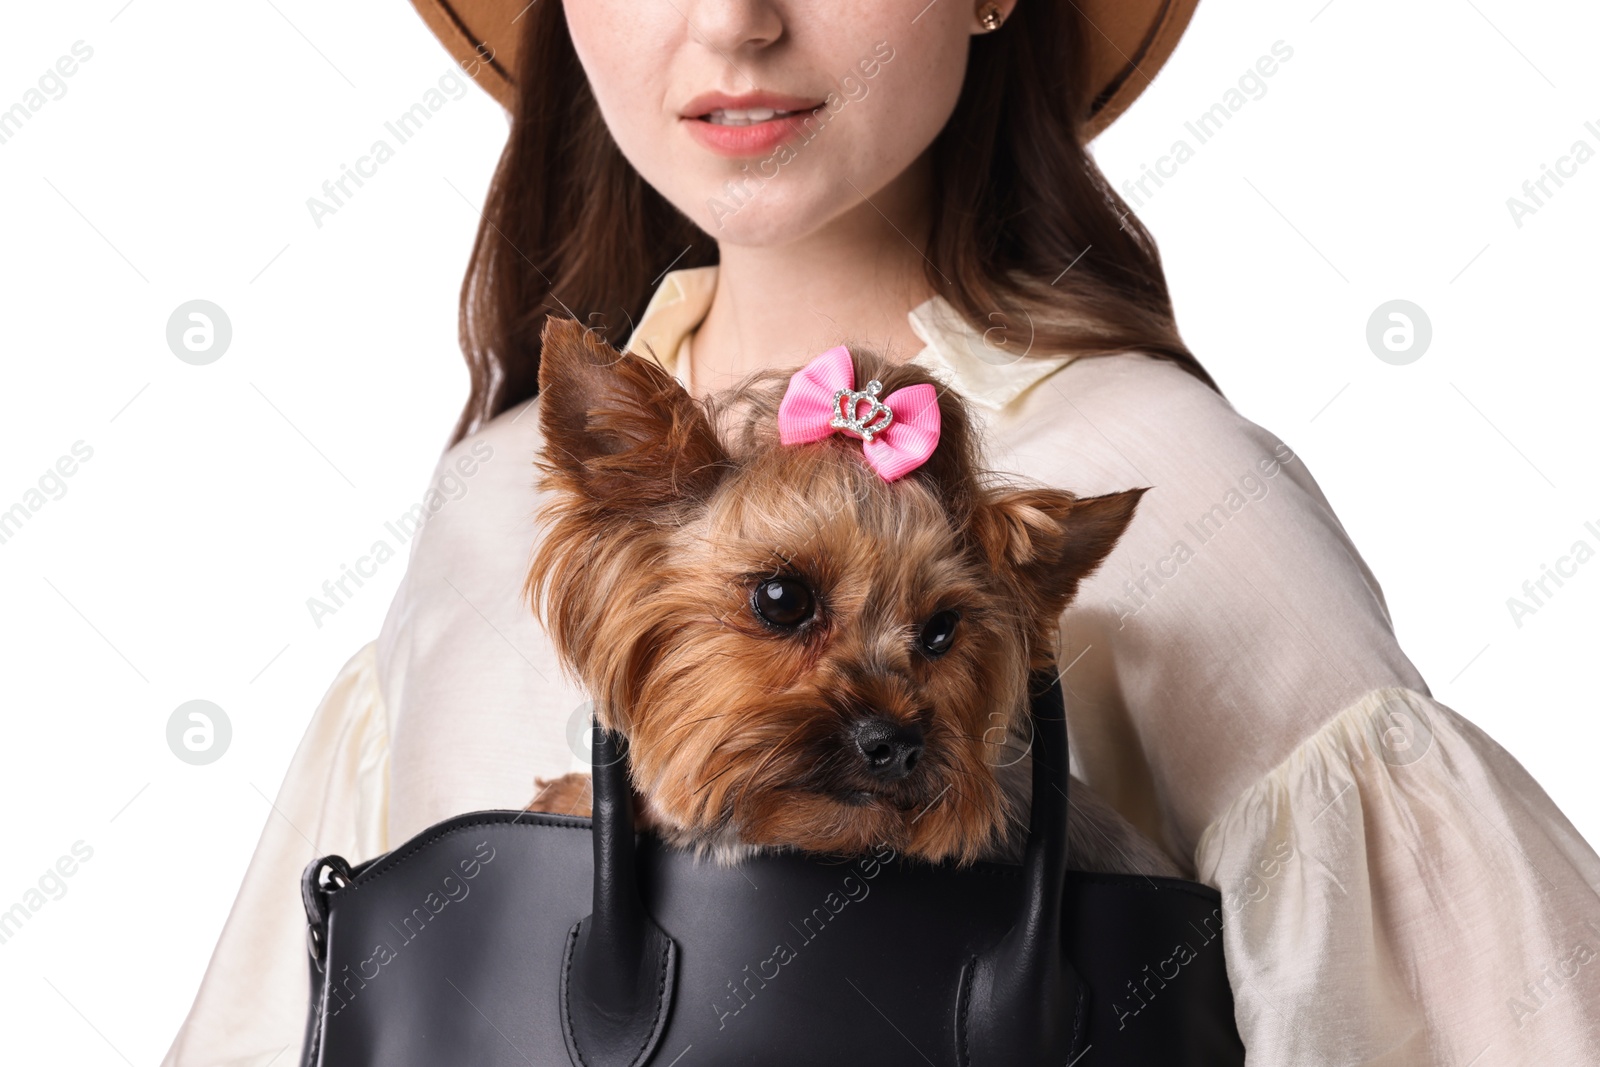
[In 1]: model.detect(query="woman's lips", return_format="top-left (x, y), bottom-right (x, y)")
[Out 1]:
top-left (683, 110), bottom-right (823, 156)
top-left (680, 91), bottom-right (826, 158)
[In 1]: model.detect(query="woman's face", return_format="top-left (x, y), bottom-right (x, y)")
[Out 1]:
top-left (562, 0), bottom-right (991, 246)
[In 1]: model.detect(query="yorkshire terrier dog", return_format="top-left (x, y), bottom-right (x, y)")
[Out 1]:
top-left (525, 317), bottom-right (1179, 878)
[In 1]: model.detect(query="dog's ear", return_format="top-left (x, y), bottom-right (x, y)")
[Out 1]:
top-left (536, 315), bottom-right (730, 512)
top-left (973, 485), bottom-right (1148, 618)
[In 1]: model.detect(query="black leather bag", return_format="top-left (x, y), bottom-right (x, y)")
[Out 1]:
top-left (298, 673), bottom-right (1245, 1066)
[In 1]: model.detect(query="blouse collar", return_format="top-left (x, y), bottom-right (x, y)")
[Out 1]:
top-left (622, 265), bottom-right (1075, 413)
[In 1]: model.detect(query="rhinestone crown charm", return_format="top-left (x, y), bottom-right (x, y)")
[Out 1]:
top-left (830, 380), bottom-right (895, 443)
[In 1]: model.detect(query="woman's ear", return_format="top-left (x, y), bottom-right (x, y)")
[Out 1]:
top-left (536, 315), bottom-right (731, 512)
top-left (974, 485), bottom-right (1149, 618)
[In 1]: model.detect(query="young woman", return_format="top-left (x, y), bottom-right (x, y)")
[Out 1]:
top-left (165, 1), bottom-right (1600, 1063)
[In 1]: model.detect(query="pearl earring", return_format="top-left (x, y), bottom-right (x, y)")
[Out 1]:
top-left (978, 3), bottom-right (1005, 31)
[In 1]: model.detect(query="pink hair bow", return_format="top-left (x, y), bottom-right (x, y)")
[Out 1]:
top-left (777, 345), bottom-right (941, 482)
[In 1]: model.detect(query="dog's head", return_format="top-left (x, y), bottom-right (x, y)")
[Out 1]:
top-left (527, 317), bottom-right (1144, 863)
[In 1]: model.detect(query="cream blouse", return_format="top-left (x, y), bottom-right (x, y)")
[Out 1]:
top-left (163, 267), bottom-right (1600, 1066)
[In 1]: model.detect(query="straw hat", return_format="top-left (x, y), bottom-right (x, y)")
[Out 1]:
top-left (410, 0), bottom-right (1198, 138)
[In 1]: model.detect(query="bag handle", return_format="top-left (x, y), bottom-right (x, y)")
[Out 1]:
top-left (560, 725), bottom-right (677, 1067)
top-left (571, 668), bottom-right (1085, 1067)
top-left (955, 667), bottom-right (1089, 1064)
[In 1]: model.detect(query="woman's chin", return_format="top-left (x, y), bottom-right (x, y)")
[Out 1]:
top-left (676, 179), bottom-right (858, 248)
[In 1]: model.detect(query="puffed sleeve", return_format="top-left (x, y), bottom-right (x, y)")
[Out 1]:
top-left (160, 642), bottom-right (390, 1067)
top-left (1005, 352), bottom-right (1600, 1064)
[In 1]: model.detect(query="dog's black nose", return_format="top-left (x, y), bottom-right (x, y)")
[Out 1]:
top-left (850, 718), bottom-right (924, 780)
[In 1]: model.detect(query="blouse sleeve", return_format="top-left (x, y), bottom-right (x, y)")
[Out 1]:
top-left (1016, 353), bottom-right (1600, 1064)
top-left (160, 642), bottom-right (390, 1067)
top-left (1196, 687), bottom-right (1600, 1063)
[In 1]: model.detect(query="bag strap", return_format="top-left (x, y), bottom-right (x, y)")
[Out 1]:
top-left (299, 854), bottom-right (354, 1067)
top-left (560, 725), bottom-right (677, 1067)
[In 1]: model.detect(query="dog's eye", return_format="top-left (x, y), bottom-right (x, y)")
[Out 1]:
top-left (752, 577), bottom-right (814, 628)
top-left (919, 610), bottom-right (960, 656)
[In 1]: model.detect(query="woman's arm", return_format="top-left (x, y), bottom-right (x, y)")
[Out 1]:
top-left (161, 396), bottom-right (563, 1066)
top-left (161, 643), bottom-right (389, 1067)
top-left (1022, 352), bottom-right (1600, 1063)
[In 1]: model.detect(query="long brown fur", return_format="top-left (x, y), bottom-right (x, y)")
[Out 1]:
top-left (525, 316), bottom-right (1179, 875)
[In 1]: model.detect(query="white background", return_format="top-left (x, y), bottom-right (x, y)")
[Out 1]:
top-left (1, 0), bottom-right (1595, 1061)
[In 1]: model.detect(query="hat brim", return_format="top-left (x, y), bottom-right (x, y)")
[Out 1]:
top-left (411, 0), bottom-right (1197, 139)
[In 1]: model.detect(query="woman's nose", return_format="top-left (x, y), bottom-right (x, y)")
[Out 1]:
top-left (680, 0), bottom-right (785, 56)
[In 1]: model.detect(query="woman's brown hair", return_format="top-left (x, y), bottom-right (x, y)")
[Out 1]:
top-left (448, 2), bottom-right (1218, 448)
